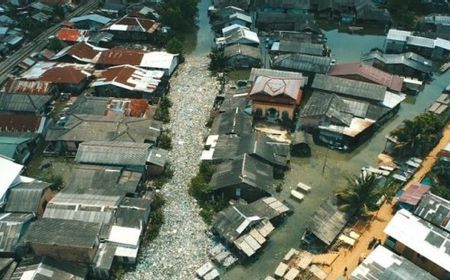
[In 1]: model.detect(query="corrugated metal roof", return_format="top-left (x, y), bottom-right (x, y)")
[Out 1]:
top-left (307, 197), bottom-right (349, 245)
top-left (45, 114), bottom-right (162, 144)
top-left (328, 63), bottom-right (404, 92)
top-left (10, 257), bottom-right (88, 280)
top-left (210, 153), bottom-right (274, 196)
top-left (76, 141), bottom-right (151, 166)
top-left (70, 13), bottom-right (111, 25)
top-left (147, 147), bottom-right (168, 167)
top-left (25, 218), bottom-right (101, 248)
top-left (272, 53), bottom-right (331, 74)
top-left (414, 193), bottom-right (450, 232)
top-left (0, 213), bottom-right (34, 253)
top-left (249, 68), bottom-right (305, 82)
top-left (351, 245), bottom-right (438, 280)
top-left (91, 64), bottom-right (163, 94)
top-left (0, 93), bottom-right (51, 113)
top-left (312, 74), bottom-right (387, 102)
top-left (5, 181), bottom-right (51, 213)
top-left (384, 209), bottom-right (450, 272)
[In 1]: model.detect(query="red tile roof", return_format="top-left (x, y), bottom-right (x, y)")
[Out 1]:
top-left (2, 79), bottom-right (55, 95)
top-left (328, 63), bottom-right (404, 92)
top-left (57, 28), bottom-right (87, 42)
top-left (0, 115), bottom-right (42, 132)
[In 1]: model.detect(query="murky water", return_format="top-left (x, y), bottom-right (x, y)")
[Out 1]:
top-left (187, 2), bottom-right (450, 279)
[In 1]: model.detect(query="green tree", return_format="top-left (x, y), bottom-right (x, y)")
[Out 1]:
top-left (48, 38), bottom-right (64, 52)
top-left (208, 47), bottom-right (228, 72)
top-left (158, 130), bottom-right (172, 150)
top-left (52, 5), bottom-right (65, 20)
top-left (391, 112), bottom-right (443, 158)
top-left (336, 173), bottom-right (380, 217)
top-left (159, 0), bottom-right (198, 32)
top-left (387, 0), bottom-right (423, 27)
top-left (166, 37), bottom-right (184, 62)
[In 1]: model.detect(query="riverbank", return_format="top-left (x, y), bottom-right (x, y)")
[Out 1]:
top-left (123, 56), bottom-right (219, 280)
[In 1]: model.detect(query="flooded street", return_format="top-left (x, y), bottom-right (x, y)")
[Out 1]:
top-left (176, 1), bottom-right (450, 279)
top-left (221, 28), bottom-right (450, 280)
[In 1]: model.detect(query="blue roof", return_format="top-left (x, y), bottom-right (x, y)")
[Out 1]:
top-left (70, 14), bottom-right (111, 25)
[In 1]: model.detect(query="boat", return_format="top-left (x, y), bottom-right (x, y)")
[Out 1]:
top-left (440, 62), bottom-right (450, 73)
top-left (297, 182), bottom-right (312, 192)
top-left (290, 190), bottom-right (304, 201)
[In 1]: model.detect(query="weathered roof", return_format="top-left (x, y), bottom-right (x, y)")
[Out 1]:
top-left (213, 197), bottom-right (289, 243)
top-left (46, 114), bottom-right (162, 144)
top-left (63, 165), bottom-right (141, 196)
top-left (301, 91), bottom-right (353, 126)
top-left (105, 16), bottom-right (160, 34)
top-left (1, 79), bottom-right (55, 96)
top-left (328, 63), bottom-right (404, 92)
top-left (20, 62), bottom-right (94, 84)
top-left (398, 183), bottom-right (430, 207)
top-left (0, 135), bottom-right (33, 160)
top-left (253, 0), bottom-right (310, 9)
top-left (91, 64), bottom-right (163, 94)
top-left (70, 13), bottom-right (111, 25)
top-left (414, 192), bottom-right (450, 232)
top-left (0, 93), bottom-right (51, 113)
top-left (210, 153), bottom-right (274, 195)
top-left (249, 76), bottom-right (303, 104)
top-left (5, 181), bottom-right (51, 213)
top-left (210, 107), bottom-right (253, 136)
top-left (67, 96), bottom-right (150, 118)
top-left (224, 27), bottom-right (260, 45)
top-left (351, 245), bottom-right (438, 280)
top-left (10, 257), bottom-right (88, 280)
top-left (0, 213), bottom-right (34, 253)
top-left (44, 192), bottom-right (121, 224)
top-left (146, 147), bottom-right (168, 167)
top-left (52, 42), bottom-right (105, 63)
top-left (307, 197), bottom-right (349, 245)
top-left (115, 197), bottom-right (151, 229)
top-left (97, 49), bottom-right (178, 72)
top-left (0, 115), bottom-right (43, 133)
top-left (386, 29), bottom-right (411, 41)
top-left (311, 74), bottom-right (387, 102)
top-left (75, 141), bottom-right (151, 167)
top-left (224, 44), bottom-right (261, 60)
top-left (256, 12), bottom-right (314, 28)
top-left (362, 50), bottom-right (433, 74)
top-left (271, 40), bottom-right (325, 56)
top-left (384, 209), bottom-right (450, 272)
top-left (272, 53), bottom-right (331, 74)
top-left (211, 133), bottom-right (290, 167)
top-left (26, 218), bottom-right (101, 248)
top-left (249, 68), bottom-right (306, 83)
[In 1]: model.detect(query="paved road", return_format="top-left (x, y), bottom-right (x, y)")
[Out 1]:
top-left (0, 0), bottom-right (99, 85)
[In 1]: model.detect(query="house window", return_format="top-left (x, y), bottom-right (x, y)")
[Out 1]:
top-left (236, 188), bottom-right (241, 197)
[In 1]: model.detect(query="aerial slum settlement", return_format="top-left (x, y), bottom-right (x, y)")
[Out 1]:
top-left (0, 2), bottom-right (174, 279)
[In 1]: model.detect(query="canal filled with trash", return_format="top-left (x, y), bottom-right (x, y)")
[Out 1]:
top-left (186, 1), bottom-right (450, 279)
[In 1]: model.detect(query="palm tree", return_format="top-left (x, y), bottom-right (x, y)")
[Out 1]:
top-left (336, 173), bottom-right (380, 217)
top-left (391, 113), bottom-right (443, 158)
